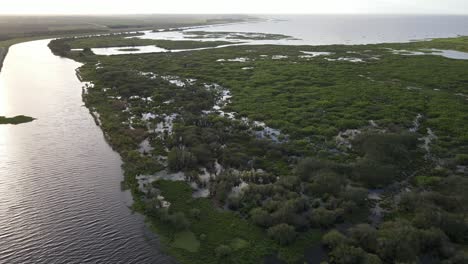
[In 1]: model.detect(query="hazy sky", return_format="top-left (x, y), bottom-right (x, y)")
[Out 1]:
top-left (1, 0), bottom-right (467, 15)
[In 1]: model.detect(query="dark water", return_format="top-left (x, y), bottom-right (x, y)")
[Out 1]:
top-left (0, 40), bottom-right (172, 263)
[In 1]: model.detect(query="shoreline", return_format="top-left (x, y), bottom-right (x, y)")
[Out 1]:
top-left (0, 47), bottom-right (6, 72)
top-left (0, 17), bottom-right (256, 73)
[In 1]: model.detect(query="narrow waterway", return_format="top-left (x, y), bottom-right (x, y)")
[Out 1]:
top-left (0, 39), bottom-right (172, 263)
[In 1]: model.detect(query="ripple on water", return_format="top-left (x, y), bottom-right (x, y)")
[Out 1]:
top-left (0, 40), bottom-right (173, 263)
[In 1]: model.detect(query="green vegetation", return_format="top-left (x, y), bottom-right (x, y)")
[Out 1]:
top-left (0, 47), bottom-right (6, 69)
top-left (144, 180), bottom-right (318, 263)
top-left (64, 33), bottom-right (235, 50)
top-left (184, 31), bottom-right (294, 40)
top-left (386, 36), bottom-right (468, 53)
top-left (0, 15), bottom-right (253, 41)
top-left (117, 48), bottom-right (140, 52)
top-left (0, 15), bottom-right (253, 71)
top-left (172, 231), bottom-right (200, 252)
top-left (51, 33), bottom-right (468, 263)
top-left (149, 39), bottom-right (234, 50)
top-left (0, 115), bottom-right (35, 125)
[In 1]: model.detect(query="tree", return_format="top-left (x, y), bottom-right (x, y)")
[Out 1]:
top-left (271, 200), bottom-right (297, 225)
top-left (323, 230), bottom-right (348, 249)
top-left (363, 253), bottom-right (382, 264)
top-left (83, 47), bottom-right (93, 54)
top-left (349, 224), bottom-right (378, 253)
top-left (353, 159), bottom-right (397, 188)
top-left (168, 147), bottom-right (197, 171)
top-left (419, 228), bottom-right (450, 256)
top-left (376, 220), bottom-right (421, 263)
top-left (250, 208), bottom-right (272, 227)
top-left (168, 212), bottom-right (190, 230)
top-left (215, 245), bottom-right (232, 258)
top-left (329, 244), bottom-right (367, 264)
top-left (267, 223), bottom-right (297, 245)
top-left (352, 133), bottom-right (420, 188)
top-left (190, 208), bottom-right (201, 220)
top-left (443, 251), bottom-right (468, 264)
top-left (296, 158), bottom-right (329, 181)
top-left (310, 207), bottom-right (338, 227)
top-left (341, 186), bottom-right (368, 206)
top-left (308, 170), bottom-right (345, 196)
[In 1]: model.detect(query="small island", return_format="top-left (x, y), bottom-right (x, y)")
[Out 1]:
top-left (0, 115), bottom-right (35, 125)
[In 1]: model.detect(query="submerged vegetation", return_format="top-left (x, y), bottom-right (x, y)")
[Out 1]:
top-left (50, 32), bottom-right (468, 263)
top-left (0, 115), bottom-right (35, 125)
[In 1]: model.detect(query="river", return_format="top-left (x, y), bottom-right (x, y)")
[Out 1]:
top-left (0, 40), bottom-right (172, 263)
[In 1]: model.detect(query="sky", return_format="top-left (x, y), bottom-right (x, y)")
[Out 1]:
top-left (0, 0), bottom-right (467, 15)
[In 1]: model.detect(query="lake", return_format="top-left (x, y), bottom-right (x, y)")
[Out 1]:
top-left (90, 15), bottom-right (468, 55)
top-left (195, 15), bottom-right (468, 45)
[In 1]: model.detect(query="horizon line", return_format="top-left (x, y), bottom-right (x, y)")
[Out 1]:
top-left (1, 12), bottom-right (468, 16)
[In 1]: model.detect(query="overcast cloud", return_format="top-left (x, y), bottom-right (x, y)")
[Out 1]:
top-left (1, 0), bottom-right (467, 15)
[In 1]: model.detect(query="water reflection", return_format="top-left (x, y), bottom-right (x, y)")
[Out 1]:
top-left (0, 40), bottom-right (172, 263)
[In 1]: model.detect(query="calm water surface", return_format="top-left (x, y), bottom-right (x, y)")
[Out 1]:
top-left (139, 15), bottom-right (468, 46)
top-left (196, 15), bottom-right (468, 45)
top-left (96, 15), bottom-right (468, 56)
top-left (0, 40), bottom-right (172, 263)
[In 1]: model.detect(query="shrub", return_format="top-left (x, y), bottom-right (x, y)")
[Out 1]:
top-left (250, 208), bottom-right (272, 227)
top-left (455, 154), bottom-right (468, 165)
top-left (267, 223), bottom-right (297, 245)
top-left (323, 230), bottom-right (348, 249)
top-left (310, 207), bottom-right (338, 227)
top-left (168, 212), bottom-right (190, 230)
top-left (349, 224), bottom-right (378, 253)
top-left (215, 245), bottom-right (232, 258)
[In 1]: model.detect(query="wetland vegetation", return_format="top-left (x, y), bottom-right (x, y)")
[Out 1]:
top-left (182, 31), bottom-right (295, 40)
top-left (49, 32), bottom-right (468, 263)
top-left (66, 33), bottom-right (235, 50)
top-left (0, 15), bottom-right (252, 71)
top-left (0, 115), bottom-right (35, 125)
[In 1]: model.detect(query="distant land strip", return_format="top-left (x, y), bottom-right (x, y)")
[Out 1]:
top-left (0, 15), bottom-right (254, 72)
top-left (0, 115), bottom-right (35, 125)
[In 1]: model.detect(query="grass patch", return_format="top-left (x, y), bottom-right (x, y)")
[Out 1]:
top-left (229, 238), bottom-right (249, 251)
top-left (172, 231), bottom-right (200, 252)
